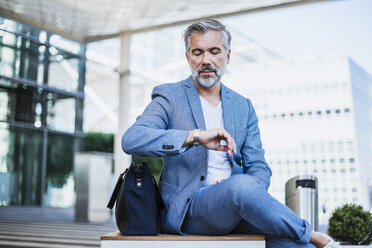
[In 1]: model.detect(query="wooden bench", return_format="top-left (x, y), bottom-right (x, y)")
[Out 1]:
top-left (101, 231), bottom-right (265, 248)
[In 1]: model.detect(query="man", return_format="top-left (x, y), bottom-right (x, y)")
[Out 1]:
top-left (122, 19), bottom-right (337, 248)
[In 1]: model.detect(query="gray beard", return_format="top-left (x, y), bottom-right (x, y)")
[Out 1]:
top-left (191, 64), bottom-right (226, 88)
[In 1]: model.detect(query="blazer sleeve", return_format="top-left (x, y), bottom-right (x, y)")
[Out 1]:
top-left (241, 98), bottom-right (272, 190)
top-left (122, 85), bottom-right (189, 157)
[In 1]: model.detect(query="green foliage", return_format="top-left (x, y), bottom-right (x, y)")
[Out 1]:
top-left (47, 134), bottom-right (74, 187)
top-left (328, 204), bottom-right (372, 245)
top-left (84, 132), bottom-right (114, 153)
top-left (132, 156), bottom-right (163, 182)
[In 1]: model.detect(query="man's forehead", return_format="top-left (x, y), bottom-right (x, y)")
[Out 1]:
top-left (189, 30), bottom-right (224, 48)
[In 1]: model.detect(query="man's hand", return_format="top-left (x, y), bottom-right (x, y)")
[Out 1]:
top-left (183, 128), bottom-right (236, 156)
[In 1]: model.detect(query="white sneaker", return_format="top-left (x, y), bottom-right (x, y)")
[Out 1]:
top-left (323, 241), bottom-right (341, 248)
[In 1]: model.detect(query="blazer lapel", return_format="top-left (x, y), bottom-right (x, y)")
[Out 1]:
top-left (221, 83), bottom-right (234, 138)
top-left (184, 76), bottom-right (206, 129)
top-left (221, 83), bottom-right (239, 167)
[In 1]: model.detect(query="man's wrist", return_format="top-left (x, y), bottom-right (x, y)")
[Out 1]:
top-left (193, 129), bottom-right (200, 146)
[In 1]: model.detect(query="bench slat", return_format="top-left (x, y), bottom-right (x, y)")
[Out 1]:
top-left (101, 231), bottom-right (265, 241)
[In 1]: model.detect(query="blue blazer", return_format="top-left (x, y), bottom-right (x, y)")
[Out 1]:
top-left (122, 76), bottom-right (272, 234)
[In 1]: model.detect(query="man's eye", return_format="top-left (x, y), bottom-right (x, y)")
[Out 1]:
top-left (211, 50), bottom-right (220, 55)
top-left (193, 52), bottom-right (202, 56)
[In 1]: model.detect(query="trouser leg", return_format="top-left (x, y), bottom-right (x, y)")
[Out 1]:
top-left (182, 174), bottom-right (313, 246)
top-left (232, 219), bottom-right (316, 248)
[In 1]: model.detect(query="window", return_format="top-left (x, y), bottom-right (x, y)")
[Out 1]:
top-left (347, 141), bottom-right (353, 152)
top-left (329, 142), bottom-right (335, 152)
top-left (338, 141), bottom-right (344, 152)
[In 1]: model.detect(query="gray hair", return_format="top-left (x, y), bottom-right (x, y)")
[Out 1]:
top-left (182, 19), bottom-right (231, 52)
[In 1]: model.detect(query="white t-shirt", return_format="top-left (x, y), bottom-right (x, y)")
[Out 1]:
top-left (199, 96), bottom-right (232, 186)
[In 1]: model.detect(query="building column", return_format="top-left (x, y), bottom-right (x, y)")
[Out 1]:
top-left (114, 32), bottom-right (132, 177)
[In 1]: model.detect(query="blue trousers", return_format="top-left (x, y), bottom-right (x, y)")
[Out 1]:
top-left (182, 174), bottom-right (316, 248)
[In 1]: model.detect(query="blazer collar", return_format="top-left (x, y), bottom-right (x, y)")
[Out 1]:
top-left (184, 76), bottom-right (234, 138)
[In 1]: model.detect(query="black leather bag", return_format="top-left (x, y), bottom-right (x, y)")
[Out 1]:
top-left (107, 161), bottom-right (164, 235)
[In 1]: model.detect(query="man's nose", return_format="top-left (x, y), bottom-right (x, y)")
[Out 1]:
top-left (201, 53), bottom-right (212, 65)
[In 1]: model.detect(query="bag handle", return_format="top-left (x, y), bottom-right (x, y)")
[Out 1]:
top-left (107, 168), bottom-right (128, 209)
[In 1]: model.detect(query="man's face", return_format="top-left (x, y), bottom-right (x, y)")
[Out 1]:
top-left (186, 30), bottom-right (231, 88)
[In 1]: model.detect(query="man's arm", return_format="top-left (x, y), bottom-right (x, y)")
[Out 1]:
top-left (241, 99), bottom-right (272, 190)
top-left (122, 85), bottom-right (189, 157)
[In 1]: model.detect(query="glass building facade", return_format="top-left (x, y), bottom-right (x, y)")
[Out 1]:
top-left (0, 16), bottom-right (86, 207)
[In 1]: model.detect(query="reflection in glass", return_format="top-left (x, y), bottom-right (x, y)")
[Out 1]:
top-left (0, 125), bottom-right (43, 205)
top-left (48, 53), bottom-right (80, 92)
top-left (0, 89), bottom-right (9, 121)
top-left (49, 34), bottom-right (81, 55)
top-left (47, 94), bottom-right (76, 133)
top-left (0, 16), bottom-right (86, 207)
top-left (0, 29), bottom-right (45, 84)
top-left (45, 133), bottom-right (78, 207)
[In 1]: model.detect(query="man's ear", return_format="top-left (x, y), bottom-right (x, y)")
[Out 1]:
top-left (185, 51), bottom-right (190, 62)
top-left (227, 49), bottom-right (231, 64)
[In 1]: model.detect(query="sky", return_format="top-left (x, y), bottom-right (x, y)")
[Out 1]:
top-left (224, 0), bottom-right (372, 75)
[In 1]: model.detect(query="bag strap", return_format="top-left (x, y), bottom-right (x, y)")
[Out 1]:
top-left (152, 175), bottom-right (165, 209)
top-left (107, 168), bottom-right (128, 209)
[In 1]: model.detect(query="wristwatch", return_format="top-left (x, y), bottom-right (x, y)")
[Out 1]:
top-left (193, 129), bottom-right (200, 146)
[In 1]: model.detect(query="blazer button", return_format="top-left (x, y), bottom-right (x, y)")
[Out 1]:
top-left (169, 145), bottom-right (174, 149)
top-left (200, 176), bottom-right (205, 181)
top-left (186, 198), bottom-right (190, 203)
